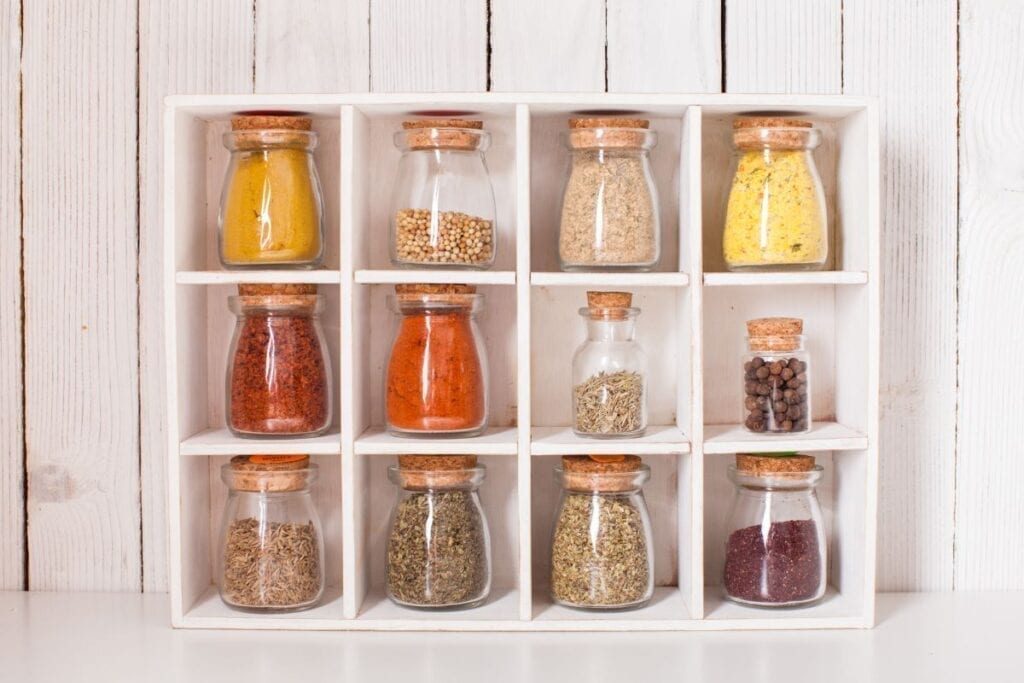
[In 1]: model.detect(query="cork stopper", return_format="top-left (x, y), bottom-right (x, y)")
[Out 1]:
top-left (733, 116), bottom-right (816, 151)
top-left (747, 317), bottom-right (803, 352)
top-left (560, 454), bottom-right (646, 493)
top-left (402, 119), bottom-right (485, 152)
top-left (585, 290), bottom-right (634, 320)
top-left (238, 283), bottom-right (318, 296)
top-left (567, 117), bottom-right (652, 149)
top-left (232, 113), bottom-right (313, 131)
top-left (394, 283), bottom-right (478, 308)
top-left (397, 454), bottom-right (480, 490)
top-left (235, 283), bottom-right (320, 311)
top-left (229, 113), bottom-right (314, 149)
top-left (735, 453), bottom-right (816, 477)
top-left (226, 454), bottom-right (313, 493)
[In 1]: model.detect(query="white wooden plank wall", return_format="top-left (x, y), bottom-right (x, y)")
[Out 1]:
top-left (2, 0), bottom-right (1019, 593)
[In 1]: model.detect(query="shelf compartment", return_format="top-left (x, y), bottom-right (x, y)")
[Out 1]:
top-left (181, 585), bottom-right (345, 629)
top-left (354, 426), bottom-right (518, 455)
top-left (703, 421), bottom-right (867, 454)
top-left (176, 270), bottom-right (342, 285)
top-left (703, 271), bottom-right (867, 287)
top-left (355, 269), bottom-right (516, 285)
top-left (531, 586), bottom-right (692, 624)
top-left (701, 587), bottom-right (867, 628)
top-left (357, 586), bottom-right (521, 624)
top-left (531, 272), bottom-right (689, 287)
top-left (530, 425), bottom-right (690, 455)
top-left (180, 427), bottom-right (342, 456)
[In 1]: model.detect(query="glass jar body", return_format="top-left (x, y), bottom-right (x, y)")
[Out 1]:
top-left (218, 131), bottom-right (325, 268)
top-left (549, 468), bottom-right (654, 610)
top-left (385, 297), bottom-right (489, 437)
top-left (722, 467), bottom-right (827, 607)
top-left (389, 134), bottom-right (497, 269)
top-left (385, 468), bottom-right (493, 609)
top-left (722, 132), bottom-right (828, 271)
top-left (558, 143), bottom-right (661, 271)
top-left (741, 341), bottom-right (811, 434)
top-left (572, 314), bottom-right (648, 438)
top-left (217, 483), bottom-right (325, 612)
top-left (226, 298), bottom-right (333, 438)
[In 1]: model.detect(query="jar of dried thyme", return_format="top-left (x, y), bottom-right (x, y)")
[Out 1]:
top-left (550, 455), bottom-right (654, 610)
top-left (217, 454), bottom-right (325, 612)
top-left (558, 117), bottom-right (661, 271)
top-left (385, 455), bottom-right (492, 609)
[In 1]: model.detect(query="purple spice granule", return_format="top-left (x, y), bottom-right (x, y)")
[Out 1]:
top-left (723, 519), bottom-right (823, 605)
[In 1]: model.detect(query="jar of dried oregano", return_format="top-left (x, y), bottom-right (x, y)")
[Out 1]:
top-left (389, 119), bottom-right (497, 269)
top-left (550, 455), bottom-right (654, 610)
top-left (558, 117), bottom-right (661, 271)
top-left (572, 291), bottom-right (647, 438)
top-left (218, 455), bottom-right (325, 612)
top-left (385, 455), bottom-right (492, 609)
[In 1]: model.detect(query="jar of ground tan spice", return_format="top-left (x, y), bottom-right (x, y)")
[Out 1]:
top-left (741, 317), bottom-right (811, 434)
top-left (558, 118), bottom-right (661, 271)
top-left (722, 117), bottom-right (828, 271)
top-left (226, 284), bottom-right (332, 437)
top-left (218, 113), bottom-right (325, 268)
top-left (386, 455), bottom-right (492, 609)
top-left (385, 284), bottom-right (489, 437)
top-left (218, 454), bottom-right (325, 612)
top-left (389, 119), bottom-right (497, 269)
top-left (550, 455), bottom-right (654, 610)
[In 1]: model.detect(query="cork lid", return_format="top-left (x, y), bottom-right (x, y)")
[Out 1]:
top-left (394, 283), bottom-right (478, 308)
top-left (583, 290), bottom-right (636, 320)
top-left (396, 454), bottom-right (480, 490)
top-left (232, 112), bottom-right (313, 131)
top-left (560, 454), bottom-right (647, 493)
top-left (735, 453), bottom-right (816, 476)
top-left (225, 454), bottom-right (315, 492)
top-left (747, 317), bottom-right (804, 352)
top-left (567, 117), bottom-right (653, 149)
top-left (228, 112), bottom-right (315, 149)
top-left (402, 119), bottom-right (486, 152)
top-left (235, 283), bottom-right (320, 311)
top-left (732, 116), bottom-right (817, 151)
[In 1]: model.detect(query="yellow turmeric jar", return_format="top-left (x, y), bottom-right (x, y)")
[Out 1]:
top-left (722, 118), bottom-right (827, 271)
top-left (218, 113), bottom-right (324, 268)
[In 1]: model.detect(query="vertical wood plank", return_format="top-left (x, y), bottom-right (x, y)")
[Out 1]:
top-left (725, 0), bottom-right (841, 93)
top-left (138, 1), bottom-right (254, 593)
top-left (370, 0), bottom-right (486, 91)
top-left (490, 0), bottom-right (604, 91)
top-left (607, 0), bottom-right (722, 93)
top-left (23, 0), bottom-right (141, 590)
top-left (0, 0), bottom-right (25, 590)
top-left (955, 0), bottom-right (1024, 590)
top-left (256, 0), bottom-right (370, 93)
top-left (845, 1), bottom-right (958, 590)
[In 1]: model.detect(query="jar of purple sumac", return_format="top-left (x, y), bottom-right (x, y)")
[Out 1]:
top-left (741, 317), bottom-right (810, 434)
top-left (722, 453), bottom-right (826, 608)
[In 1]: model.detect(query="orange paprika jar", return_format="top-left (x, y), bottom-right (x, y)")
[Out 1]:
top-left (385, 284), bottom-right (489, 437)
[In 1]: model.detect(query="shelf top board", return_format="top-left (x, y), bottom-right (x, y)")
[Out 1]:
top-left (531, 425), bottom-right (690, 455)
top-left (180, 428), bottom-right (342, 456)
top-left (703, 422), bottom-right (868, 454)
top-left (354, 426), bottom-right (518, 455)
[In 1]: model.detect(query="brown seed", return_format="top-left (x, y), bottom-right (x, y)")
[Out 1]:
top-left (751, 357), bottom-right (765, 369)
top-left (781, 368), bottom-right (795, 381)
top-left (781, 420), bottom-right (794, 431)
top-left (755, 366), bottom-right (770, 380)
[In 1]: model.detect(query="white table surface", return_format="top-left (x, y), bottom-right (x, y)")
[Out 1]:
top-left (1, 591), bottom-right (1017, 682)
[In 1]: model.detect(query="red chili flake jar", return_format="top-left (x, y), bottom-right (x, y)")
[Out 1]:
top-left (722, 453), bottom-right (827, 607)
top-left (226, 284), bottom-right (332, 437)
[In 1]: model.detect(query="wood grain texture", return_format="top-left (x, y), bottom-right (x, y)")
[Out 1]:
top-left (490, 0), bottom-right (604, 91)
top-left (22, 0), bottom-right (141, 590)
top-left (845, 0), bottom-right (958, 591)
top-left (725, 0), bottom-right (841, 93)
top-left (370, 0), bottom-right (486, 91)
top-left (138, 0), bottom-right (254, 593)
top-left (955, 0), bottom-right (1024, 590)
top-left (0, 0), bottom-right (24, 590)
top-left (256, 0), bottom-right (369, 93)
top-left (607, 0), bottom-right (721, 93)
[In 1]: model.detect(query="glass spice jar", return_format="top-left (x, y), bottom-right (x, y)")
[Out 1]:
top-left (389, 119), bottom-right (497, 269)
top-left (218, 113), bottom-right (325, 268)
top-left (572, 291), bottom-right (647, 438)
top-left (558, 117), bottom-right (661, 271)
top-left (226, 284), bottom-right (332, 437)
top-left (550, 455), bottom-right (654, 610)
top-left (722, 453), bottom-right (827, 608)
top-left (386, 455), bottom-right (492, 609)
top-left (722, 117), bottom-right (828, 271)
top-left (218, 455), bottom-right (325, 612)
top-left (385, 284), bottom-right (488, 437)
top-left (742, 317), bottom-right (811, 434)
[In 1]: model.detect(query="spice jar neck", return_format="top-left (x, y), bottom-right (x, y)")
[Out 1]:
top-left (229, 294), bottom-right (324, 317)
top-left (394, 128), bottom-right (490, 153)
top-left (746, 334), bottom-right (805, 353)
top-left (582, 315), bottom-right (637, 341)
top-left (224, 129), bottom-right (317, 152)
top-left (731, 127), bottom-right (821, 152)
top-left (555, 465), bottom-right (650, 494)
top-left (728, 465), bottom-right (822, 492)
top-left (391, 294), bottom-right (482, 317)
top-left (387, 465), bottom-right (486, 492)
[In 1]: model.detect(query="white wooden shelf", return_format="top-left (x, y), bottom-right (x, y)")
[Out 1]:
top-left (703, 422), bottom-right (868, 454)
top-left (165, 93), bottom-right (879, 632)
top-left (179, 428), bottom-right (342, 456)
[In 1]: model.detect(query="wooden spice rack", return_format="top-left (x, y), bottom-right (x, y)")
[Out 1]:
top-left (164, 93), bottom-right (879, 631)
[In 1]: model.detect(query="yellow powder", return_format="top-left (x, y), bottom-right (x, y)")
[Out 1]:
top-left (220, 148), bottom-right (322, 266)
top-left (722, 150), bottom-right (827, 269)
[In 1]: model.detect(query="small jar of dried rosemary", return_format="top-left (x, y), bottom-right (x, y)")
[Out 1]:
top-left (571, 291), bottom-right (648, 437)
top-left (550, 455), bottom-right (654, 610)
top-left (385, 455), bottom-right (492, 610)
top-left (217, 454), bottom-right (325, 612)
